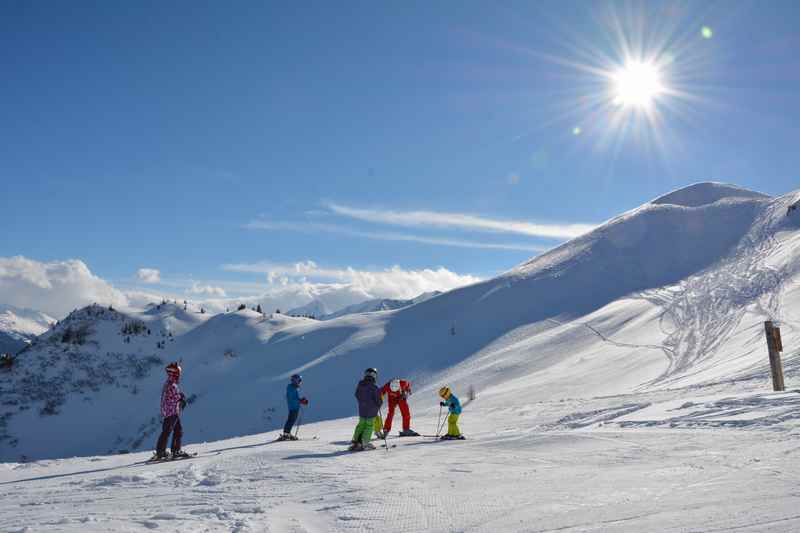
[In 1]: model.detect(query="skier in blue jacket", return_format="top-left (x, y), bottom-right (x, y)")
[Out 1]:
top-left (280, 374), bottom-right (308, 441)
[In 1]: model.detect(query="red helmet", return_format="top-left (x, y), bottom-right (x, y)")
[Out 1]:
top-left (166, 362), bottom-right (182, 378)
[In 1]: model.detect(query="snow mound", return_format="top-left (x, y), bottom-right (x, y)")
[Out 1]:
top-left (651, 182), bottom-right (769, 208)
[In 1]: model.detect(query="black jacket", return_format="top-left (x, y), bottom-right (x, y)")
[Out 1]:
top-left (355, 376), bottom-right (382, 418)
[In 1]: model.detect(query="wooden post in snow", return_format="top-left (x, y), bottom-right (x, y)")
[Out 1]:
top-left (764, 321), bottom-right (785, 391)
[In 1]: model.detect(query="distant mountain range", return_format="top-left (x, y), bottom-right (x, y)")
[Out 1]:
top-left (0, 305), bottom-right (56, 355)
top-left (286, 291), bottom-right (442, 320)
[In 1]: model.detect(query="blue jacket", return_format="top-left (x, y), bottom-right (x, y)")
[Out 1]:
top-left (355, 377), bottom-right (382, 418)
top-left (286, 383), bottom-right (301, 411)
top-left (444, 394), bottom-right (462, 415)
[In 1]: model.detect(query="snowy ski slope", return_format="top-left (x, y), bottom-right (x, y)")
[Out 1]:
top-left (3, 183), bottom-right (800, 531)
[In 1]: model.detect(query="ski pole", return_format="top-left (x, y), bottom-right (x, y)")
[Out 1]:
top-left (378, 405), bottom-right (389, 453)
top-left (294, 407), bottom-right (303, 439)
top-left (435, 403), bottom-right (444, 438)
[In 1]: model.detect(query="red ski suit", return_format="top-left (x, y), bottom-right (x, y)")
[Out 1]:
top-left (380, 380), bottom-right (412, 432)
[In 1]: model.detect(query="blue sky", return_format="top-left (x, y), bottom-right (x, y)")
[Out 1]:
top-left (2, 0), bottom-right (799, 315)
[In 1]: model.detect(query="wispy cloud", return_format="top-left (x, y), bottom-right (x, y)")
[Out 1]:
top-left (244, 220), bottom-right (546, 252)
top-left (136, 268), bottom-right (161, 284)
top-left (324, 202), bottom-right (595, 240)
top-left (189, 282), bottom-right (227, 297)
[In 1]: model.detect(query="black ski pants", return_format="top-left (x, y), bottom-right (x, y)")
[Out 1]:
top-left (284, 409), bottom-right (299, 434)
top-left (156, 415), bottom-right (183, 454)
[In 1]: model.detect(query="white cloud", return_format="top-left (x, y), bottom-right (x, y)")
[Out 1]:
top-left (0, 256), bottom-right (128, 318)
top-left (123, 290), bottom-right (166, 309)
top-left (244, 220), bottom-right (545, 252)
top-left (136, 268), bottom-right (161, 284)
top-left (0, 256), bottom-right (479, 321)
top-left (324, 202), bottom-right (595, 240)
top-left (222, 260), bottom-right (481, 303)
top-left (189, 282), bottom-right (227, 297)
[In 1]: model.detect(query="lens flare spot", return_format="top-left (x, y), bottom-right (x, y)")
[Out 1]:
top-left (701, 26), bottom-right (713, 39)
top-left (572, 126), bottom-right (582, 136)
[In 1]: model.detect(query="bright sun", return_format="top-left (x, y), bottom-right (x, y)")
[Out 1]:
top-left (612, 61), bottom-right (664, 109)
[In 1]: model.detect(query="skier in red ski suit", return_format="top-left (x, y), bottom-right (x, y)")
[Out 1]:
top-left (379, 378), bottom-right (418, 437)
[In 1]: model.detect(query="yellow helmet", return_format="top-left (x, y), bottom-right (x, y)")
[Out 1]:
top-left (438, 386), bottom-right (451, 399)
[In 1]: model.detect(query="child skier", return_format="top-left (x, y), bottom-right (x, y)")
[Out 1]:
top-left (350, 367), bottom-right (382, 451)
top-left (153, 362), bottom-right (191, 460)
top-left (438, 386), bottom-right (465, 440)
top-left (379, 378), bottom-right (418, 437)
top-left (280, 374), bottom-right (309, 441)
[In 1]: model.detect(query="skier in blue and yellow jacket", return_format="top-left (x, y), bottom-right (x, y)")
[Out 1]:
top-left (438, 386), bottom-right (464, 440)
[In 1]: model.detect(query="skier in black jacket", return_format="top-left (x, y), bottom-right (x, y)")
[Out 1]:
top-left (350, 367), bottom-right (382, 451)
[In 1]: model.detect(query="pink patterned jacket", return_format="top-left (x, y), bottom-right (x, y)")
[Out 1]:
top-left (160, 376), bottom-right (182, 418)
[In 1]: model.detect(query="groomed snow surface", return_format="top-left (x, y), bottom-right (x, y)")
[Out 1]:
top-left (3, 384), bottom-right (800, 532)
top-left (3, 183), bottom-right (800, 531)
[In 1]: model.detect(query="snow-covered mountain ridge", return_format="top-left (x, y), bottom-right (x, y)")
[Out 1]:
top-left (0, 305), bottom-right (55, 356)
top-left (306, 291), bottom-right (442, 321)
top-left (2, 182), bottom-right (799, 463)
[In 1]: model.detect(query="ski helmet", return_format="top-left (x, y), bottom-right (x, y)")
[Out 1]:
top-left (290, 374), bottom-right (302, 385)
top-left (364, 367), bottom-right (378, 380)
top-left (390, 378), bottom-right (401, 392)
top-left (166, 362), bottom-right (182, 378)
top-left (438, 386), bottom-right (451, 399)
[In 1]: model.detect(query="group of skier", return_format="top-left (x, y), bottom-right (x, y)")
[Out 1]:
top-left (347, 367), bottom-right (463, 451)
top-left (151, 361), bottom-right (465, 460)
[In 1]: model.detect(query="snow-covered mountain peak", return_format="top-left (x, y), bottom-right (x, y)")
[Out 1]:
top-left (0, 305), bottom-right (56, 356)
top-left (651, 181), bottom-right (769, 208)
top-left (0, 305), bottom-right (55, 337)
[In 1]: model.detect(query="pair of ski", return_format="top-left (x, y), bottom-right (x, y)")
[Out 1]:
top-left (271, 435), bottom-right (319, 443)
top-left (389, 434), bottom-right (466, 440)
top-left (349, 434), bottom-right (466, 452)
top-left (145, 451), bottom-right (198, 463)
top-left (348, 443), bottom-right (397, 452)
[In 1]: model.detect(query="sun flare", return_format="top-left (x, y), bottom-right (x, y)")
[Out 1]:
top-left (612, 61), bottom-right (664, 109)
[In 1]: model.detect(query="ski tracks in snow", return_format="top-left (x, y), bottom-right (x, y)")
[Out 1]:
top-left (635, 199), bottom-right (798, 387)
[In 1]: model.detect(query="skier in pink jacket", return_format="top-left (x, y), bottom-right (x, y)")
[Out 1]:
top-left (152, 362), bottom-right (191, 460)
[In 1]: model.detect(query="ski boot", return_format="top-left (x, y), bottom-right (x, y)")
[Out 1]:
top-left (149, 450), bottom-right (169, 461)
top-left (362, 442), bottom-right (376, 450)
top-left (374, 431), bottom-right (386, 440)
top-left (171, 450), bottom-right (193, 459)
top-left (348, 441), bottom-right (364, 452)
top-left (399, 429), bottom-right (420, 437)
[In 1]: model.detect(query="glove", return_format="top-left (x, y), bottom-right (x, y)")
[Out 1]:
top-left (400, 392), bottom-right (408, 400)
top-left (179, 399), bottom-right (187, 409)
top-left (300, 398), bottom-right (309, 406)
top-left (440, 401), bottom-right (447, 407)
